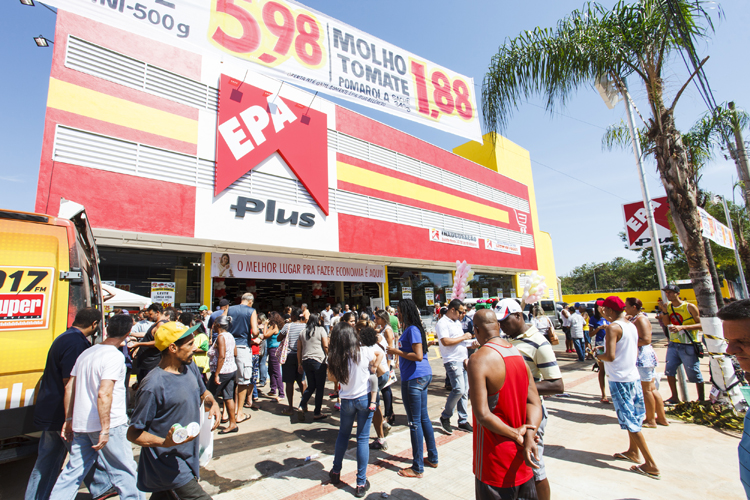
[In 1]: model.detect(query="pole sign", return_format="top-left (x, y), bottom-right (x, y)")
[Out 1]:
top-left (42, 0), bottom-right (482, 142)
top-left (698, 207), bottom-right (735, 249)
top-left (622, 196), bottom-right (673, 249)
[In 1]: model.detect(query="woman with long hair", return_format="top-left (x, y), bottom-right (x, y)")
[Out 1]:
top-left (386, 298), bottom-right (438, 478)
top-left (591, 301), bottom-right (610, 403)
top-left (277, 307), bottom-right (307, 416)
top-left (328, 323), bottom-right (383, 497)
top-left (265, 312), bottom-right (286, 402)
top-left (374, 310), bottom-right (396, 432)
top-left (208, 315), bottom-right (239, 433)
top-left (297, 313), bottom-right (330, 421)
top-left (625, 297), bottom-right (668, 427)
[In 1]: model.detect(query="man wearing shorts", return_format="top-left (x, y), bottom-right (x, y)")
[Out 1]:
top-left (598, 296), bottom-right (659, 480)
top-left (497, 299), bottom-right (563, 500)
top-left (659, 284), bottom-right (704, 403)
top-left (228, 293), bottom-right (259, 422)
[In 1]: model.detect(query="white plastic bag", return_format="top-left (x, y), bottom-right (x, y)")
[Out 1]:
top-left (198, 403), bottom-right (214, 467)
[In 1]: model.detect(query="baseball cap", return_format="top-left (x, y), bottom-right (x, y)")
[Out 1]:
top-left (154, 321), bottom-right (201, 351)
top-left (219, 299), bottom-right (230, 307)
top-left (495, 298), bottom-right (522, 321)
top-left (602, 296), bottom-right (626, 312)
top-left (199, 305), bottom-right (208, 311)
top-left (595, 299), bottom-right (604, 307)
top-left (661, 284), bottom-right (680, 293)
top-left (574, 302), bottom-right (581, 308)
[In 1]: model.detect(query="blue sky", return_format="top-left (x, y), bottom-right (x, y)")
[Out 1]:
top-left (1, 0), bottom-right (748, 276)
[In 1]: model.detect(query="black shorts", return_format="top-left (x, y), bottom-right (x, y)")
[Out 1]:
top-left (282, 356), bottom-right (305, 384)
top-left (475, 477), bottom-right (537, 500)
top-left (208, 372), bottom-right (236, 401)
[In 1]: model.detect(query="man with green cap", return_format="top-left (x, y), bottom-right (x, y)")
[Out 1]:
top-left (127, 321), bottom-right (221, 499)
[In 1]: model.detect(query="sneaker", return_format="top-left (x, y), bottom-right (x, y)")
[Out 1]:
top-left (383, 421), bottom-right (391, 437)
top-left (355, 480), bottom-right (371, 498)
top-left (440, 417), bottom-right (453, 435)
top-left (93, 489), bottom-right (118, 500)
top-left (457, 422), bottom-right (473, 433)
top-left (334, 402), bottom-right (341, 411)
top-left (369, 438), bottom-right (388, 450)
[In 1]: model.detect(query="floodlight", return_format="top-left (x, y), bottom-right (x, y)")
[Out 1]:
top-left (20, 0), bottom-right (35, 5)
top-left (34, 36), bottom-right (50, 47)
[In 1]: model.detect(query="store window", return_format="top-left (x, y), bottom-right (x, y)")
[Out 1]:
top-left (469, 273), bottom-right (515, 300)
top-left (99, 247), bottom-right (203, 306)
top-left (387, 267), bottom-right (452, 315)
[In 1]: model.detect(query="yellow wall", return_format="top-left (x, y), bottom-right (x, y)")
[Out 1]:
top-left (563, 280), bottom-right (731, 313)
top-left (453, 133), bottom-right (560, 300)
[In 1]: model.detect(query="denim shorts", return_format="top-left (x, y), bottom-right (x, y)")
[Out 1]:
top-left (665, 342), bottom-right (704, 383)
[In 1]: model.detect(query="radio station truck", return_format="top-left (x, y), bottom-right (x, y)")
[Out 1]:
top-left (0, 200), bottom-right (103, 462)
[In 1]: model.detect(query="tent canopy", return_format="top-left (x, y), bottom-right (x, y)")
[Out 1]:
top-left (102, 283), bottom-right (152, 308)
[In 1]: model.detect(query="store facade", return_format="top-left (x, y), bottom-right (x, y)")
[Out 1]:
top-left (34, 11), bottom-right (541, 313)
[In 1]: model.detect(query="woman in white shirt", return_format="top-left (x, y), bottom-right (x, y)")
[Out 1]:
top-left (208, 315), bottom-right (238, 434)
top-left (327, 323), bottom-right (383, 498)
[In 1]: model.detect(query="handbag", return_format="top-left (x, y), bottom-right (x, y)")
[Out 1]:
top-left (198, 402), bottom-right (214, 467)
top-left (276, 327), bottom-right (289, 364)
top-left (546, 317), bottom-right (559, 345)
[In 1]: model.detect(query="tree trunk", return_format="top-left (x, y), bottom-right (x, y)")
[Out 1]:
top-left (650, 110), bottom-right (719, 318)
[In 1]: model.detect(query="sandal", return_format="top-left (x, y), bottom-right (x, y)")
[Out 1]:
top-left (613, 453), bottom-right (639, 464)
top-left (235, 414), bottom-right (251, 424)
top-left (398, 468), bottom-right (423, 478)
top-left (218, 426), bottom-right (238, 434)
top-left (600, 397), bottom-right (610, 404)
top-left (280, 407), bottom-right (294, 416)
top-left (313, 414), bottom-right (328, 421)
top-left (424, 459), bottom-right (438, 469)
top-left (631, 465), bottom-right (661, 480)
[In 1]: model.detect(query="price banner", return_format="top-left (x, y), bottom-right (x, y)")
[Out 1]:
top-left (151, 282), bottom-right (176, 307)
top-left (0, 267), bottom-right (55, 332)
top-left (698, 207), bottom-right (735, 249)
top-left (402, 286), bottom-right (412, 300)
top-left (42, 0), bottom-right (482, 142)
top-left (425, 287), bottom-right (434, 306)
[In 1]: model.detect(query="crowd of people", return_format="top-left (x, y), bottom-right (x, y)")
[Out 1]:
top-left (21, 287), bottom-right (750, 500)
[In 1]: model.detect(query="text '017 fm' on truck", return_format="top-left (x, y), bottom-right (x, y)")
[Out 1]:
top-left (0, 200), bottom-right (104, 461)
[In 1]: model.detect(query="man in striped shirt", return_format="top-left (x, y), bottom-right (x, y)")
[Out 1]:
top-left (498, 300), bottom-right (563, 500)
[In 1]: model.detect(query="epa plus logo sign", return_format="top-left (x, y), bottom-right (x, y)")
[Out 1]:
top-left (215, 75), bottom-right (329, 214)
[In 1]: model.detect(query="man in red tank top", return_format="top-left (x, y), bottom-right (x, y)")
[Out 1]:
top-left (467, 309), bottom-right (543, 500)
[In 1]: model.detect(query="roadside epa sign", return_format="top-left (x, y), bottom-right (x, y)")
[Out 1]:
top-left (622, 196), bottom-right (674, 249)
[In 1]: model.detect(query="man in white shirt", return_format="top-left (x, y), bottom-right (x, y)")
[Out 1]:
top-left (568, 305), bottom-right (586, 362)
top-left (436, 299), bottom-right (473, 434)
top-left (321, 303), bottom-right (334, 333)
top-left (50, 314), bottom-right (143, 500)
top-left (129, 310), bottom-right (153, 340)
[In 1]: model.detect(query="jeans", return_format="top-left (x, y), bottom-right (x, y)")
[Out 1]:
top-left (299, 359), bottom-right (327, 414)
top-left (49, 424), bottom-right (143, 500)
top-left (442, 361), bottom-right (469, 424)
top-left (402, 375), bottom-right (438, 473)
top-left (267, 347), bottom-right (284, 397)
top-left (259, 345), bottom-right (269, 387)
top-left (332, 395), bottom-right (374, 486)
top-left (25, 430), bottom-right (112, 500)
top-left (572, 338), bottom-right (585, 361)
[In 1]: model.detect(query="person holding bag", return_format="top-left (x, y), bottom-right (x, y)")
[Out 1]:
top-left (296, 313), bottom-right (330, 421)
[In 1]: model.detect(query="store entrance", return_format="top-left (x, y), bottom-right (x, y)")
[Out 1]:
top-left (212, 278), bottom-right (381, 315)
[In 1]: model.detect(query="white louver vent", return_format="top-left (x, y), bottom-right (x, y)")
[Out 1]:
top-left (65, 36), bottom-right (218, 112)
top-left (329, 131), bottom-right (531, 213)
top-left (53, 126), bottom-right (534, 249)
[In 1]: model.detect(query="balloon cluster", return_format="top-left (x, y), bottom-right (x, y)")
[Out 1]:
top-left (522, 272), bottom-right (547, 305)
top-left (452, 260), bottom-right (474, 301)
top-left (312, 281), bottom-right (324, 298)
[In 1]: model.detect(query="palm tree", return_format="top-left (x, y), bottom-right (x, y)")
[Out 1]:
top-left (482, 0), bottom-right (722, 316)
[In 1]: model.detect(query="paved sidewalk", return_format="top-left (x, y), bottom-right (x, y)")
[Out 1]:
top-left (215, 339), bottom-right (746, 500)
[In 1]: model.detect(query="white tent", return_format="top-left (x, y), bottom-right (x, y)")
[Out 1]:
top-left (102, 283), bottom-right (152, 308)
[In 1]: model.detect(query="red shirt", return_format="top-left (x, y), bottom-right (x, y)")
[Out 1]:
top-left (473, 342), bottom-right (533, 488)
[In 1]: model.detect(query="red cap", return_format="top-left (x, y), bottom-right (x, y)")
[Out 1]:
top-left (602, 296), bottom-right (625, 312)
top-left (595, 299), bottom-right (604, 307)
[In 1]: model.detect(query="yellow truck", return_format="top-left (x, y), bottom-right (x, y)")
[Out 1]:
top-left (0, 200), bottom-right (103, 461)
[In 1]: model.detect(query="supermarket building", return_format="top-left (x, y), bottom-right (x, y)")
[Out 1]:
top-left (34, 11), bottom-right (559, 313)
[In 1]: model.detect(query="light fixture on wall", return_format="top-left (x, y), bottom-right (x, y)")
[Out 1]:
top-left (34, 35), bottom-right (53, 47)
top-left (20, 0), bottom-right (35, 5)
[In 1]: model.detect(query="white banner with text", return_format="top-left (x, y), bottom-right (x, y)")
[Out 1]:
top-left (43, 0), bottom-right (482, 142)
top-left (211, 253), bottom-right (385, 282)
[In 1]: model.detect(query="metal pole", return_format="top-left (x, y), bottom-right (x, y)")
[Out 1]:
top-left (721, 195), bottom-right (749, 298)
top-left (593, 268), bottom-right (598, 291)
top-left (622, 79), bottom-right (669, 299)
top-left (677, 365), bottom-right (690, 402)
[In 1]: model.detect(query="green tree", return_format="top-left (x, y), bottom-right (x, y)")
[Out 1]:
top-left (482, 0), bottom-right (722, 317)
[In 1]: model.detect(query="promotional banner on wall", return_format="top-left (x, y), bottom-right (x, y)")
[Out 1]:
top-left (425, 287), bottom-right (434, 306)
top-left (211, 253), bottom-right (385, 282)
top-left (41, 0), bottom-right (482, 142)
top-left (622, 196), bottom-right (674, 249)
top-left (429, 228), bottom-right (479, 248)
top-left (697, 207), bottom-right (735, 249)
top-left (151, 282), bottom-right (176, 307)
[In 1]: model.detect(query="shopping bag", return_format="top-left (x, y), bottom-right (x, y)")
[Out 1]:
top-left (198, 403), bottom-right (214, 468)
top-left (276, 334), bottom-right (289, 365)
